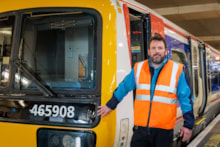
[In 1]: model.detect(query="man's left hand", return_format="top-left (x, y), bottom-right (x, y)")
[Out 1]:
top-left (180, 127), bottom-right (192, 142)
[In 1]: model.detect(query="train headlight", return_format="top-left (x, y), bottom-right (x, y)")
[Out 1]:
top-left (49, 135), bottom-right (60, 146)
top-left (62, 135), bottom-right (78, 147)
top-left (37, 128), bottom-right (96, 147)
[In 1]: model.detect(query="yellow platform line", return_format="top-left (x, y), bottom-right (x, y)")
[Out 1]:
top-left (195, 117), bottom-right (206, 125)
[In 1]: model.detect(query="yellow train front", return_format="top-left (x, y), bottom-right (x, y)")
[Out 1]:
top-left (0, 0), bottom-right (121, 147)
top-left (0, 0), bottom-right (220, 147)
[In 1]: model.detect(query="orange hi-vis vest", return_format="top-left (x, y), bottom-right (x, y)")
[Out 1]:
top-left (134, 59), bottom-right (183, 130)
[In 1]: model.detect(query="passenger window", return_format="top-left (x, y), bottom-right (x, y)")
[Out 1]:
top-left (0, 16), bottom-right (14, 88)
top-left (213, 70), bottom-right (219, 85)
top-left (171, 48), bottom-right (188, 74)
top-left (172, 48), bottom-right (192, 94)
top-left (171, 49), bottom-right (187, 64)
top-left (211, 55), bottom-right (220, 86)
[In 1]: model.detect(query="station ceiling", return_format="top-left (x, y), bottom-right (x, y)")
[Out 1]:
top-left (136, 0), bottom-right (220, 50)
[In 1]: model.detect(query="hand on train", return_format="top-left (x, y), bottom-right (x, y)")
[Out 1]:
top-left (180, 127), bottom-right (192, 142)
top-left (97, 105), bottom-right (112, 117)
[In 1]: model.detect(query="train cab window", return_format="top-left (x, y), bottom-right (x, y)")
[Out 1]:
top-left (14, 10), bottom-right (101, 94)
top-left (0, 16), bottom-right (14, 88)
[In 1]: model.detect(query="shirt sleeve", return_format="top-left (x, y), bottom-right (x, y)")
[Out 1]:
top-left (177, 70), bottom-right (195, 129)
top-left (106, 68), bottom-right (136, 110)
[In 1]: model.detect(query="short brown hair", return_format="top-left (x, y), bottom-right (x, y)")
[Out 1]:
top-left (148, 33), bottom-right (167, 49)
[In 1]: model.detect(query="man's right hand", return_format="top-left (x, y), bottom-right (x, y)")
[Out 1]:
top-left (97, 105), bottom-right (112, 117)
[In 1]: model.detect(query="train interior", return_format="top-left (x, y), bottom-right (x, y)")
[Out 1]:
top-left (16, 11), bottom-right (98, 90)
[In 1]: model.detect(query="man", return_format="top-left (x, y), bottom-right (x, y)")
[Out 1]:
top-left (97, 34), bottom-right (194, 147)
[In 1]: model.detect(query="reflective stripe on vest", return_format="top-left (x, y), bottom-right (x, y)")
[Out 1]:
top-left (135, 61), bottom-right (144, 85)
top-left (136, 95), bottom-right (178, 104)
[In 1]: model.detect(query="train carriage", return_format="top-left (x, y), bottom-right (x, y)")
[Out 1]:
top-left (0, 0), bottom-right (219, 147)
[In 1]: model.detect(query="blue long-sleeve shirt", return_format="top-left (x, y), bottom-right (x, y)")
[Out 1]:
top-left (106, 57), bottom-right (194, 129)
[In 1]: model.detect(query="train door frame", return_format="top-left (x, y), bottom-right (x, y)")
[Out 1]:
top-left (190, 37), bottom-right (203, 117)
top-left (197, 42), bottom-right (207, 116)
top-left (205, 47), bottom-right (212, 104)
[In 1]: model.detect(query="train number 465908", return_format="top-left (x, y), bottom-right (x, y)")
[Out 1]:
top-left (29, 104), bottom-right (75, 118)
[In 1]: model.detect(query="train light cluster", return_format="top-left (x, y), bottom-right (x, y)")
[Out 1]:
top-left (37, 128), bottom-right (96, 147)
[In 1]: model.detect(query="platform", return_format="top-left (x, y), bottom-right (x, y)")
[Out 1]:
top-left (188, 114), bottom-right (220, 147)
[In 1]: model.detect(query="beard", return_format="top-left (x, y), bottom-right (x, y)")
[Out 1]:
top-left (150, 53), bottom-right (166, 65)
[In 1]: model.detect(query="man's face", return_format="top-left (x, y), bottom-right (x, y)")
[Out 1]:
top-left (148, 40), bottom-right (167, 65)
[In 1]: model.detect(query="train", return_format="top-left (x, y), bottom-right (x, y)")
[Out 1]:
top-left (0, 0), bottom-right (219, 146)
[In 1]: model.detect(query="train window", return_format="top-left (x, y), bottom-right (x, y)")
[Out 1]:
top-left (206, 52), bottom-right (211, 93)
top-left (0, 16), bottom-right (14, 88)
top-left (193, 47), bottom-right (199, 98)
top-left (213, 70), bottom-right (219, 85)
top-left (14, 10), bottom-right (101, 92)
top-left (171, 49), bottom-right (189, 75)
top-left (171, 49), bottom-right (187, 64)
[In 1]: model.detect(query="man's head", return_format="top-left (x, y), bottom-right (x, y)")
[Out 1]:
top-left (148, 34), bottom-right (168, 67)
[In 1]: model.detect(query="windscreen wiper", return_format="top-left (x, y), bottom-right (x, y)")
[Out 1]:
top-left (15, 61), bottom-right (57, 97)
top-left (16, 38), bottom-right (56, 97)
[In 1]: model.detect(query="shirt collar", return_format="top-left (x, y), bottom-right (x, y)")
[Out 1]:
top-left (149, 56), bottom-right (168, 70)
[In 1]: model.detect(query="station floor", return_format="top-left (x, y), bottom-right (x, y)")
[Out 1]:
top-left (188, 114), bottom-right (220, 147)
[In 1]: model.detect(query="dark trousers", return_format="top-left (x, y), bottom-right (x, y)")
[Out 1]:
top-left (130, 126), bottom-right (173, 147)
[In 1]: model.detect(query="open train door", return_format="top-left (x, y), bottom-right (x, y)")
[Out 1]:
top-left (190, 36), bottom-right (207, 117)
top-left (129, 10), bottom-right (151, 67)
top-left (129, 11), bottom-right (165, 67)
